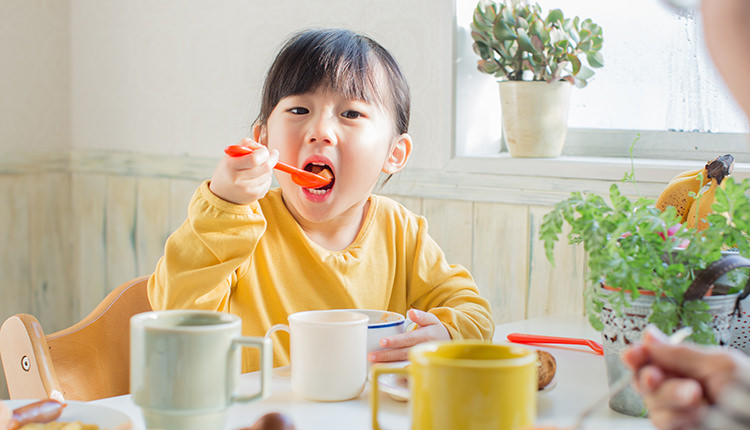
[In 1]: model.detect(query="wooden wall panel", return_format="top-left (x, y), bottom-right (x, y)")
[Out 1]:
top-left (0, 175), bottom-right (32, 401)
top-left (0, 175), bottom-right (32, 324)
top-left (473, 202), bottom-right (529, 324)
top-left (421, 198), bottom-right (473, 272)
top-left (135, 178), bottom-right (172, 278)
top-left (526, 205), bottom-right (586, 318)
top-left (28, 173), bottom-right (73, 332)
top-left (105, 175), bottom-right (138, 292)
top-left (70, 173), bottom-right (108, 321)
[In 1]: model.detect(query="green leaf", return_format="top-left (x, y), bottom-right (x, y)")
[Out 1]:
top-left (529, 17), bottom-right (544, 38)
top-left (546, 9), bottom-right (564, 25)
top-left (493, 19), bottom-right (516, 42)
top-left (576, 64), bottom-right (595, 80)
top-left (472, 42), bottom-right (489, 59)
top-left (502, 5), bottom-right (515, 26)
top-left (567, 53), bottom-right (581, 75)
top-left (517, 28), bottom-right (536, 53)
top-left (587, 51), bottom-right (604, 68)
top-left (517, 16), bottom-right (529, 30)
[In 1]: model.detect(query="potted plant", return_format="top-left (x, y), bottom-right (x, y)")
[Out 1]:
top-left (539, 154), bottom-right (750, 415)
top-left (470, 0), bottom-right (604, 157)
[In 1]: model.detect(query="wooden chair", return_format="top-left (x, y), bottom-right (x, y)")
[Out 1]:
top-left (0, 276), bottom-right (152, 401)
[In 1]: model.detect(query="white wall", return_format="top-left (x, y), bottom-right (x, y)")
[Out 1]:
top-left (0, 0), bottom-right (70, 156)
top-left (68, 0), bottom-right (455, 169)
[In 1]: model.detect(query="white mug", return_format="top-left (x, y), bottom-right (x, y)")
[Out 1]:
top-left (265, 310), bottom-right (368, 401)
top-left (131, 310), bottom-right (272, 430)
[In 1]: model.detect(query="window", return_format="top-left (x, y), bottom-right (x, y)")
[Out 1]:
top-left (454, 0), bottom-right (749, 162)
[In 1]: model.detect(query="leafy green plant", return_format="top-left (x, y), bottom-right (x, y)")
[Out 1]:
top-left (539, 166), bottom-right (750, 344)
top-left (470, 1), bottom-right (604, 87)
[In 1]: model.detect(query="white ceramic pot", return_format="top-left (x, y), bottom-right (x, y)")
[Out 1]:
top-left (498, 80), bottom-right (571, 158)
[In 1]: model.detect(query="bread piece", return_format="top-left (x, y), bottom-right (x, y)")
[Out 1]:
top-left (536, 350), bottom-right (557, 390)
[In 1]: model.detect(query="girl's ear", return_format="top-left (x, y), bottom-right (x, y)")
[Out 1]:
top-left (382, 133), bottom-right (412, 174)
top-left (252, 122), bottom-right (268, 146)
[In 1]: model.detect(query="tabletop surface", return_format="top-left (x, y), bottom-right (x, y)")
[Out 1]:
top-left (92, 314), bottom-right (655, 430)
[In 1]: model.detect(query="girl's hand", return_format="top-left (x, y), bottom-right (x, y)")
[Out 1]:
top-left (209, 138), bottom-right (279, 205)
top-left (368, 309), bottom-right (451, 363)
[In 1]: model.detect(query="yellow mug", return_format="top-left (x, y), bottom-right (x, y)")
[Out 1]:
top-left (371, 340), bottom-right (537, 430)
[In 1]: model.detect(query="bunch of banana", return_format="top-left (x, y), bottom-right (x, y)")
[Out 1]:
top-left (655, 154), bottom-right (734, 230)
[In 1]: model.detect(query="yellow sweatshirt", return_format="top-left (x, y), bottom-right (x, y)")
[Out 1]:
top-left (148, 181), bottom-right (494, 372)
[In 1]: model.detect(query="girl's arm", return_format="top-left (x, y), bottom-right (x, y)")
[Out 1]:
top-left (148, 181), bottom-right (266, 311)
top-left (369, 216), bottom-right (494, 363)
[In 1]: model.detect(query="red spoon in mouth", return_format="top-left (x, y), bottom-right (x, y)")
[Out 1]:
top-left (224, 145), bottom-right (332, 189)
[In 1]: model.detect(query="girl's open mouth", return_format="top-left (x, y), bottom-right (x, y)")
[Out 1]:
top-left (303, 162), bottom-right (335, 195)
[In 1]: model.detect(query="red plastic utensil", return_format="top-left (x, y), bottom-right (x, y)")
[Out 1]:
top-left (506, 333), bottom-right (604, 355)
top-left (224, 145), bottom-right (332, 189)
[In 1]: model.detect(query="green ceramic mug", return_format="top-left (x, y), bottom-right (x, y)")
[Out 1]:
top-left (130, 310), bottom-right (272, 430)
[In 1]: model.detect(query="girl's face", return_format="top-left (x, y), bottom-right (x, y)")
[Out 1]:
top-left (259, 86), bottom-right (411, 228)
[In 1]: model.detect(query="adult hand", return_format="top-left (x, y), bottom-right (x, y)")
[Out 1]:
top-left (368, 309), bottom-right (451, 363)
top-left (622, 325), bottom-right (748, 430)
top-left (209, 138), bottom-right (279, 205)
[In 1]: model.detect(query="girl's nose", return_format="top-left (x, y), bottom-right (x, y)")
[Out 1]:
top-left (306, 115), bottom-right (337, 146)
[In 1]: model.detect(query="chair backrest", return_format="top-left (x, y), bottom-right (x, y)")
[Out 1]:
top-left (0, 276), bottom-right (152, 401)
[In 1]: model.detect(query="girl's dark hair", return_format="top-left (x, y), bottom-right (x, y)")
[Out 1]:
top-left (257, 28), bottom-right (410, 135)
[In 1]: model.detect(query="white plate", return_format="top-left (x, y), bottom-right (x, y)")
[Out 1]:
top-left (370, 361), bottom-right (410, 402)
top-left (5, 400), bottom-right (133, 429)
top-left (370, 363), bottom-right (557, 402)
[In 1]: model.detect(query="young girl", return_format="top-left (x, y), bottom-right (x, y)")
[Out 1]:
top-left (148, 28), bottom-right (494, 372)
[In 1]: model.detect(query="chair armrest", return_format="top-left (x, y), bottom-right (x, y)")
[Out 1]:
top-left (0, 314), bottom-right (62, 400)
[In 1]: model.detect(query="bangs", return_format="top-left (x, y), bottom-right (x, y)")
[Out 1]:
top-left (259, 28), bottom-right (410, 134)
top-left (261, 30), bottom-right (391, 120)
top-left (280, 36), bottom-right (384, 105)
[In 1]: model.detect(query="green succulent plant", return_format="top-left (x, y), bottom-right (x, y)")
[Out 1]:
top-left (470, 1), bottom-right (604, 87)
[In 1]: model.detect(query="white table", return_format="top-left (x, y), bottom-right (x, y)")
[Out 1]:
top-left (92, 315), bottom-right (655, 429)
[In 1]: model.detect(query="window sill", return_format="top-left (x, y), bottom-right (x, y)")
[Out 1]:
top-left (383, 153), bottom-right (750, 206)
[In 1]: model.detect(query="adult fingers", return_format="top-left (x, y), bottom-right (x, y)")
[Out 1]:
top-left (622, 343), bottom-right (650, 371)
top-left (647, 407), bottom-right (704, 430)
top-left (636, 364), bottom-right (666, 394)
top-left (642, 328), bottom-right (737, 391)
top-left (643, 379), bottom-right (705, 430)
top-left (650, 378), bottom-right (703, 409)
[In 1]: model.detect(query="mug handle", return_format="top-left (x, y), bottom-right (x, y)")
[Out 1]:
top-left (370, 366), bottom-right (409, 430)
top-left (231, 335), bottom-right (272, 403)
top-left (265, 324), bottom-right (291, 376)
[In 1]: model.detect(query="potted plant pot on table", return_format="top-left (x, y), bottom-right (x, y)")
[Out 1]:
top-left (470, 0), bottom-right (604, 157)
top-left (539, 154), bottom-right (750, 416)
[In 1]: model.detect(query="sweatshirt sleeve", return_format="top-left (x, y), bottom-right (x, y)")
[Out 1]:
top-left (407, 216), bottom-right (495, 341)
top-left (148, 180), bottom-right (266, 311)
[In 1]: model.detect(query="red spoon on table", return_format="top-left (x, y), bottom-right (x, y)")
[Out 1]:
top-left (224, 145), bottom-right (332, 189)
top-left (506, 333), bottom-right (604, 355)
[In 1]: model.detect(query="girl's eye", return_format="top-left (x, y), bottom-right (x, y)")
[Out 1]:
top-left (289, 107), bottom-right (309, 115)
top-left (342, 110), bottom-right (362, 119)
